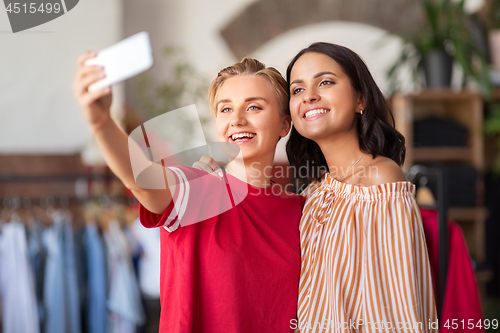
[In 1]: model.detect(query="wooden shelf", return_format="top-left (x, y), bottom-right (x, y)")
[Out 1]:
top-left (448, 207), bottom-right (489, 221)
top-left (392, 90), bottom-right (484, 171)
top-left (407, 89), bottom-right (482, 101)
top-left (476, 269), bottom-right (494, 306)
top-left (413, 147), bottom-right (472, 162)
top-left (392, 90), bottom-right (487, 266)
top-left (448, 206), bottom-right (488, 263)
top-left (494, 87), bottom-right (500, 99)
top-left (476, 269), bottom-right (494, 283)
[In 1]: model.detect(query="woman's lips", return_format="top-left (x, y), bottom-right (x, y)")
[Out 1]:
top-left (229, 133), bottom-right (256, 145)
top-left (303, 108), bottom-right (330, 121)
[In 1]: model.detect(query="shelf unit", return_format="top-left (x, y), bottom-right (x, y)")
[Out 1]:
top-left (392, 89), bottom-right (487, 264)
top-left (392, 89), bottom-right (484, 172)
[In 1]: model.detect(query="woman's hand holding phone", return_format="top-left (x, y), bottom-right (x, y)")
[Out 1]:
top-left (72, 51), bottom-right (113, 133)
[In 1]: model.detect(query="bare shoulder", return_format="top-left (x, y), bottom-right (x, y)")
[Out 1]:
top-left (359, 156), bottom-right (407, 187)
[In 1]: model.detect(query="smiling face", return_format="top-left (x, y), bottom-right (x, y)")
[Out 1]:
top-left (215, 75), bottom-right (291, 163)
top-left (289, 52), bottom-right (365, 143)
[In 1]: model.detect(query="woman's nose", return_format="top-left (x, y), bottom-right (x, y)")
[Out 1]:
top-left (302, 88), bottom-right (320, 103)
top-left (229, 109), bottom-right (247, 126)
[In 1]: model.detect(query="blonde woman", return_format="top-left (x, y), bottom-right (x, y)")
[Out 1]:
top-left (73, 55), bottom-right (304, 332)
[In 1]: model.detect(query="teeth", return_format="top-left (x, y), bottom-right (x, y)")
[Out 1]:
top-left (231, 132), bottom-right (255, 140)
top-left (305, 109), bottom-right (329, 118)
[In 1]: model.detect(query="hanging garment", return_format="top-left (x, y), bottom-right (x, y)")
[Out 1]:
top-left (130, 218), bottom-right (161, 333)
top-left (104, 219), bottom-right (145, 333)
top-left (43, 211), bottom-right (81, 333)
top-left (0, 220), bottom-right (40, 333)
top-left (130, 218), bottom-right (160, 299)
top-left (27, 218), bottom-right (48, 333)
top-left (420, 208), bottom-right (484, 332)
top-left (72, 224), bottom-right (87, 333)
top-left (0, 219), bottom-right (2, 330)
top-left (124, 226), bottom-right (142, 279)
top-left (84, 224), bottom-right (107, 333)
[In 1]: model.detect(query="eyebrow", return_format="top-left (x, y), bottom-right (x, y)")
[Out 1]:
top-left (290, 71), bottom-right (337, 86)
top-left (216, 97), bottom-right (268, 108)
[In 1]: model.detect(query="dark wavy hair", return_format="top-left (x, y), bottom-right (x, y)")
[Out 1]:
top-left (285, 42), bottom-right (406, 185)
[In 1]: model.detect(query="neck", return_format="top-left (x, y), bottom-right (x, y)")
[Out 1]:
top-left (316, 131), bottom-right (364, 180)
top-left (225, 153), bottom-right (275, 188)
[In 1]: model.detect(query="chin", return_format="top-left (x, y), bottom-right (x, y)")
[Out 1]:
top-left (235, 149), bottom-right (256, 162)
top-left (296, 126), bottom-right (330, 141)
top-left (242, 150), bottom-right (273, 164)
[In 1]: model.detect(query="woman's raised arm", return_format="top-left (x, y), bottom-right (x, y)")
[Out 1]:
top-left (72, 51), bottom-right (173, 215)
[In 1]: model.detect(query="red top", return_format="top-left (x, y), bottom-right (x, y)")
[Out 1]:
top-left (420, 208), bottom-right (484, 332)
top-left (139, 166), bottom-right (305, 332)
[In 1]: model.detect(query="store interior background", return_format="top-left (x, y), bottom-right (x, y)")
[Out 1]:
top-left (1, 0), bottom-right (500, 332)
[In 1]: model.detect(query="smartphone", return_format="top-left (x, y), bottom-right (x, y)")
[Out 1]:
top-left (85, 31), bottom-right (153, 92)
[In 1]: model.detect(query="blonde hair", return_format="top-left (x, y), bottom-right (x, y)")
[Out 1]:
top-left (208, 57), bottom-right (289, 118)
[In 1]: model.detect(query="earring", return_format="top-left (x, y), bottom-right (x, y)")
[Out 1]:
top-left (359, 109), bottom-right (364, 115)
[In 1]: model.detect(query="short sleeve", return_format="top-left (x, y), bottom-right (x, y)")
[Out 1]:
top-left (139, 167), bottom-right (188, 232)
top-left (139, 166), bottom-right (237, 233)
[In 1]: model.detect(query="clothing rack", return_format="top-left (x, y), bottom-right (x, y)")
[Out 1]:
top-left (0, 172), bottom-right (139, 230)
top-left (0, 171), bottom-right (136, 204)
top-left (0, 195), bottom-right (136, 209)
top-left (408, 165), bottom-right (449, 318)
top-left (0, 174), bottom-right (112, 182)
top-left (0, 187), bottom-right (149, 333)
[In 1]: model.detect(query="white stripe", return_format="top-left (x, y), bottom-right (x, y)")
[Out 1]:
top-left (162, 167), bottom-right (190, 232)
top-left (171, 167), bottom-right (189, 220)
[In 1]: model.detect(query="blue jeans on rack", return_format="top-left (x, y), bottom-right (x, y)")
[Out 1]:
top-left (84, 224), bottom-right (107, 333)
top-left (43, 213), bottom-right (81, 333)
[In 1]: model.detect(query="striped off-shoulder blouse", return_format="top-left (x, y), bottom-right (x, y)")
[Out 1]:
top-left (296, 173), bottom-right (437, 333)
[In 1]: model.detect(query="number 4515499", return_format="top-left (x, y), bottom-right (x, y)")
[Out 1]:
top-left (6, 3), bottom-right (61, 14)
top-left (443, 319), bottom-right (498, 330)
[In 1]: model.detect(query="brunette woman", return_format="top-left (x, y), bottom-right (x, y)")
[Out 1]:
top-left (287, 42), bottom-right (437, 333)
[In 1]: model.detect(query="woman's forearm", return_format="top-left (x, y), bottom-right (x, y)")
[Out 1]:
top-left (91, 117), bottom-right (173, 214)
top-left (91, 117), bottom-right (139, 190)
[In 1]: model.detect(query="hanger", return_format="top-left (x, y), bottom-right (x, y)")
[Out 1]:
top-left (58, 196), bottom-right (73, 224)
top-left (8, 197), bottom-right (21, 223)
top-left (407, 164), bottom-right (438, 208)
top-left (1, 198), bottom-right (13, 224)
top-left (18, 197), bottom-right (35, 228)
top-left (416, 176), bottom-right (436, 207)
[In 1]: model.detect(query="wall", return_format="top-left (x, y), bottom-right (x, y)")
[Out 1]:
top-left (0, 0), bottom-right (485, 163)
top-left (122, 0), bottom-right (411, 162)
top-left (0, 0), bottom-right (123, 161)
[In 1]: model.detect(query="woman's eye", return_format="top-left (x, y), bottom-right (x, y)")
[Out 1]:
top-left (320, 80), bottom-right (334, 86)
top-left (220, 107), bottom-right (232, 113)
top-left (292, 87), bottom-right (303, 95)
top-left (248, 105), bottom-right (261, 111)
